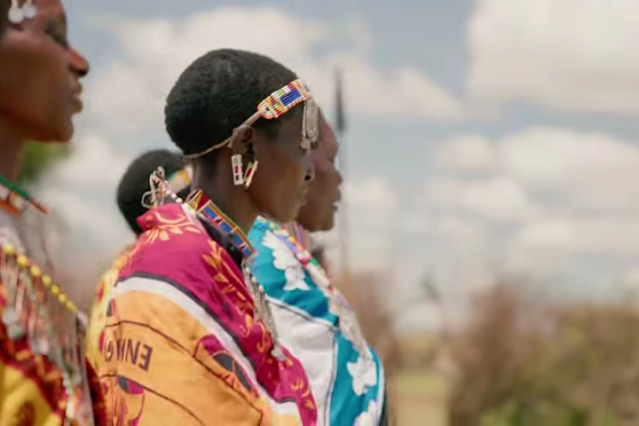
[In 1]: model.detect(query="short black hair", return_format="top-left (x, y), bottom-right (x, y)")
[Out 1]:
top-left (116, 149), bottom-right (189, 236)
top-left (165, 48), bottom-right (298, 159)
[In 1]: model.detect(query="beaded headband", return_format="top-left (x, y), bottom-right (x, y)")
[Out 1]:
top-left (8, 0), bottom-right (37, 24)
top-left (183, 79), bottom-right (316, 160)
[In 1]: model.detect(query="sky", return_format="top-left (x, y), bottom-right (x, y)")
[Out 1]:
top-left (40, 0), bottom-right (639, 328)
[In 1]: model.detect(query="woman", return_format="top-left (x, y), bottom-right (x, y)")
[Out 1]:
top-left (249, 116), bottom-right (388, 425)
top-left (92, 48), bottom-right (319, 425)
top-left (0, 0), bottom-right (96, 424)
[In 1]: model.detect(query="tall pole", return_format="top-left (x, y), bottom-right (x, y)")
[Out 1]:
top-left (334, 68), bottom-right (349, 278)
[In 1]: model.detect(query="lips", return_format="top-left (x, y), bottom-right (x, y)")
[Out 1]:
top-left (70, 80), bottom-right (83, 113)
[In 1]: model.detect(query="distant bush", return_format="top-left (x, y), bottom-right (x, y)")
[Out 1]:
top-left (445, 284), bottom-right (639, 426)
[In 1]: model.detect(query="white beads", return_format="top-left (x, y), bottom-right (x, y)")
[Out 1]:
top-left (7, 0), bottom-right (37, 24)
top-left (7, 3), bottom-right (23, 24)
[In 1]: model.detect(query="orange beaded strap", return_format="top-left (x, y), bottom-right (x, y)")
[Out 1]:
top-left (0, 243), bottom-right (95, 425)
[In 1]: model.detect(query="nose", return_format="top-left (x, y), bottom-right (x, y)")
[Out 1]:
top-left (68, 46), bottom-right (89, 77)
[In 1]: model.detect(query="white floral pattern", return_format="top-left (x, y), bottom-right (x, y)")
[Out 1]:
top-left (347, 350), bottom-right (378, 395)
top-left (354, 401), bottom-right (377, 426)
top-left (262, 231), bottom-right (309, 291)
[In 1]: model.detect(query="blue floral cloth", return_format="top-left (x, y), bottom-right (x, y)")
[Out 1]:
top-left (249, 217), bottom-right (386, 426)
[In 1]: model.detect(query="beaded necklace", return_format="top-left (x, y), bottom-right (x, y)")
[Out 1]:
top-left (0, 174), bottom-right (47, 216)
top-left (0, 178), bottom-right (94, 425)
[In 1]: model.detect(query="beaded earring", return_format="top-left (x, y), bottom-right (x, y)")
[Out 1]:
top-left (243, 161), bottom-right (258, 189)
top-left (8, 0), bottom-right (37, 24)
top-left (231, 154), bottom-right (244, 186)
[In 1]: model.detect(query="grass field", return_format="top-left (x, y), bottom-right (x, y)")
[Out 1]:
top-left (393, 369), bottom-right (448, 426)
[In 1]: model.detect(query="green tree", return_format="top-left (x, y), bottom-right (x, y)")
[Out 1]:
top-left (17, 141), bottom-right (71, 187)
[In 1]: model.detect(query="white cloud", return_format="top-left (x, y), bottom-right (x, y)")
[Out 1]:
top-left (433, 127), bottom-right (639, 214)
top-left (88, 5), bottom-right (462, 142)
top-left (514, 216), bottom-right (639, 255)
top-left (432, 134), bottom-right (499, 174)
top-left (47, 133), bottom-right (130, 190)
top-left (468, 0), bottom-right (639, 113)
top-left (423, 176), bottom-right (536, 222)
top-left (341, 177), bottom-right (398, 270)
top-left (501, 127), bottom-right (639, 213)
top-left (423, 126), bottom-right (639, 299)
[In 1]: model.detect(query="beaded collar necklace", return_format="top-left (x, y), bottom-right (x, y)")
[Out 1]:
top-left (172, 186), bottom-right (282, 360)
top-left (0, 175), bottom-right (47, 217)
top-left (186, 189), bottom-right (254, 258)
top-left (0, 244), bottom-right (94, 424)
top-left (283, 222), bottom-right (309, 252)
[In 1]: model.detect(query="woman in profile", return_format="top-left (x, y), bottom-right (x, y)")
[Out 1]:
top-left (93, 48), bottom-right (321, 425)
top-left (0, 0), bottom-right (98, 424)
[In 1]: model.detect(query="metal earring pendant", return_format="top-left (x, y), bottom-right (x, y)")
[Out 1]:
top-left (22, 0), bottom-right (37, 19)
top-left (231, 154), bottom-right (244, 186)
top-left (8, 0), bottom-right (24, 23)
top-left (244, 161), bottom-right (258, 189)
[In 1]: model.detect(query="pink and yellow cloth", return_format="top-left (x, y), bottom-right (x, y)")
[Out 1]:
top-left (88, 201), bottom-right (317, 425)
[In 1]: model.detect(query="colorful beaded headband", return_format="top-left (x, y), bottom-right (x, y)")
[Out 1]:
top-left (183, 79), bottom-right (314, 160)
top-left (8, 0), bottom-right (37, 24)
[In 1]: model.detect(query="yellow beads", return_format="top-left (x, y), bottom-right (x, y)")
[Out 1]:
top-left (16, 255), bottom-right (27, 268)
top-left (1, 243), bottom-right (77, 315)
top-left (30, 266), bottom-right (41, 277)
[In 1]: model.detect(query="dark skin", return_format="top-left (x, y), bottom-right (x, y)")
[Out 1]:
top-left (0, 0), bottom-right (89, 181)
top-left (296, 115), bottom-right (342, 232)
top-left (193, 105), bottom-right (315, 234)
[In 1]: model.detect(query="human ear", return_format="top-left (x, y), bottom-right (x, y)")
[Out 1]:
top-left (230, 124), bottom-right (255, 157)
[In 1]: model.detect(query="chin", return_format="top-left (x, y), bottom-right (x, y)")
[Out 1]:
top-left (271, 206), bottom-right (297, 225)
top-left (318, 217), bottom-right (335, 232)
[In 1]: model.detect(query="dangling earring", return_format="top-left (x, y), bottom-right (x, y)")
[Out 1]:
top-left (8, 0), bottom-right (23, 23)
top-left (22, 0), bottom-right (37, 19)
top-left (231, 154), bottom-right (244, 186)
top-left (244, 161), bottom-right (258, 189)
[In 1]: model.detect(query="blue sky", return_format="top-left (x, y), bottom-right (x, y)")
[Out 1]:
top-left (47, 0), bottom-right (639, 326)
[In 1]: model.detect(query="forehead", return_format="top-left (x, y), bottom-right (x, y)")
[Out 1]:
top-left (317, 115), bottom-right (337, 154)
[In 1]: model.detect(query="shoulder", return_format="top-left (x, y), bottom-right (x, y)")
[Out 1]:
top-left (120, 203), bottom-right (234, 281)
top-left (113, 203), bottom-right (245, 312)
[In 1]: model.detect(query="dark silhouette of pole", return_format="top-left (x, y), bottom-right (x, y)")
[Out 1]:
top-left (334, 68), bottom-right (349, 277)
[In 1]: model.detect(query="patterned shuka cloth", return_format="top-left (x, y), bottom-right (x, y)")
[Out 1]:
top-left (86, 244), bottom-right (134, 373)
top-left (249, 217), bottom-right (387, 426)
top-left (91, 200), bottom-right (317, 426)
top-left (0, 190), bottom-right (103, 426)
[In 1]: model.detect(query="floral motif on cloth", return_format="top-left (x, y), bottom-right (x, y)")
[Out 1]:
top-left (91, 203), bottom-right (317, 426)
top-left (249, 217), bottom-right (386, 426)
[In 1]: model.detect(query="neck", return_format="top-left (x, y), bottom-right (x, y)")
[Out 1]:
top-left (0, 117), bottom-right (25, 183)
top-left (193, 161), bottom-right (258, 234)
